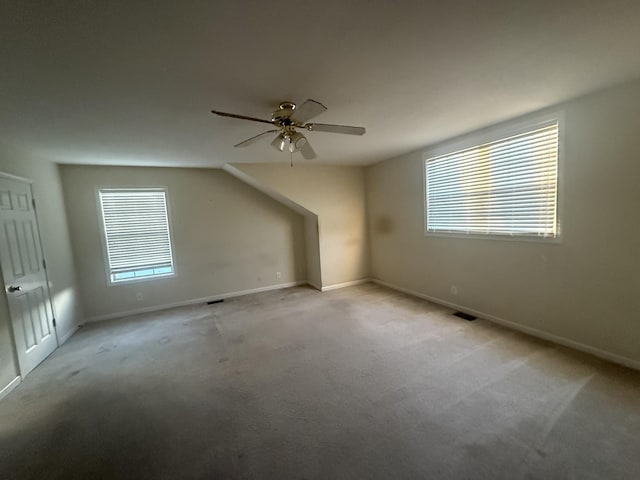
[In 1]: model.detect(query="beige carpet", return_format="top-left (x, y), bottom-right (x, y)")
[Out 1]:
top-left (0, 283), bottom-right (638, 479)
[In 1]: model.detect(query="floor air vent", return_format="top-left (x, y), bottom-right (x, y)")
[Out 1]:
top-left (453, 311), bottom-right (476, 321)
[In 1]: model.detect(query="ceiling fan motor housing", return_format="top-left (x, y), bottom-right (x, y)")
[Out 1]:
top-left (272, 101), bottom-right (297, 125)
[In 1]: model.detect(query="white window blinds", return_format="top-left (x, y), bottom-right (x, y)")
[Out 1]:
top-left (99, 189), bottom-right (175, 283)
top-left (425, 121), bottom-right (559, 238)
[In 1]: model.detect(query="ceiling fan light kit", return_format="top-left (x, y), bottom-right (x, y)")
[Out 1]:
top-left (211, 99), bottom-right (366, 161)
top-left (290, 131), bottom-right (307, 150)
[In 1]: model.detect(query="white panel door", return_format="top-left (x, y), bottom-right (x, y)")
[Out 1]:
top-left (0, 176), bottom-right (57, 376)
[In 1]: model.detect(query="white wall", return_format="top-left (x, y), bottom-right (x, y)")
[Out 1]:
top-left (233, 164), bottom-right (369, 288)
top-left (222, 165), bottom-right (323, 289)
top-left (366, 79), bottom-right (640, 366)
top-left (0, 144), bottom-right (84, 388)
top-left (59, 165), bottom-right (307, 320)
top-left (304, 215), bottom-right (322, 289)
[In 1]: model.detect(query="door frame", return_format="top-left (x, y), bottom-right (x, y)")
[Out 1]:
top-left (0, 171), bottom-right (60, 377)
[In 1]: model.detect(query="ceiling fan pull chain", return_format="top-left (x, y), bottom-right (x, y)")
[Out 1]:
top-left (290, 150), bottom-right (294, 168)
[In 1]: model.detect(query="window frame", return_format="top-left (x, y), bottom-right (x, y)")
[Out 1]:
top-left (423, 112), bottom-right (564, 243)
top-left (96, 186), bottom-right (177, 286)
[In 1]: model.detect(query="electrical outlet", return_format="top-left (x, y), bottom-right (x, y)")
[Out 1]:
top-left (136, 292), bottom-right (143, 301)
top-left (276, 271), bottom-right (282, 280)
top-left (450, 285), bottom-right (458, 296)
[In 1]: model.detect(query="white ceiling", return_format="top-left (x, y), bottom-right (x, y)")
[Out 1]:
top-left (2, 0), bottom-right (640, 167)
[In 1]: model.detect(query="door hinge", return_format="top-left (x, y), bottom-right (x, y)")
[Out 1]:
top-left (32, 198), bottom-right (36, 209)
top-left (42, 258), bottom-right (46, 269)
top-left (52, 317), bottom-right (56, 327)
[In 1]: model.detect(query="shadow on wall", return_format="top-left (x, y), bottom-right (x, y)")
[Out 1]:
top-left (373, 216), bottom-right (395, 235)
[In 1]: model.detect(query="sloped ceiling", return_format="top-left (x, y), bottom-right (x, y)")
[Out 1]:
top-left (2, 0), bottom-right (640, 167)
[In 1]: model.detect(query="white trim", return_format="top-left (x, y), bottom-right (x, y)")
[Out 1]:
top-left (59, 324), bottom-right (80, 345)
top-left (0, 172), bottom-right (32, 184)
top-left (0, 175), bottom-right (60, 370)
top-left (371, 279), bottom-right (640, 372)
top-left (306, 281), bottom-right (322, 291)
top-left (29, 181), bottom-right (61, 348)
top-left (0, 376), bottom-right (21, 402)
top-left (423, 111), bottom-right (564, 160)
top-left (95, 186), bottom-right (177, 287)
top-left (87, 281), bottom-right (307, 322)
top-left (422, 112), bottom-right (565, 244)
top-left (321, 278), bottom-right (371, 292)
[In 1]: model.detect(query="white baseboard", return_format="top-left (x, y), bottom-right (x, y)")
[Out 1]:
top-left (59, 324), bottom-right (80, 345)
top-left (0, 376), bottom-right (21, 402)
top-left (372, 278), bottom-right (640, 372)
top-left (306, 281), bottom-right (322, 291)
top-left (321, 278), bottom-right (371, 292)
top-left (87, 281), bottom-right (307, 322)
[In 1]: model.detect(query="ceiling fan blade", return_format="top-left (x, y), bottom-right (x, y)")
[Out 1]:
top-left (234, 129), bottom-right (279, 147)
top-left (306, 123), bottom-right (366, 135)
top-left (300, 141), bottom-right (317, 160)
top-left (211, 110), bottom-right (274, 125)
top-left (293, 99), bottom-right (327, 124)
top-left (271, 133), bottom-right (286, 152)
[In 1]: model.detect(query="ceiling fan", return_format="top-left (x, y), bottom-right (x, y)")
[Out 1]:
top-left (211, 99), bottom-right (366, 160)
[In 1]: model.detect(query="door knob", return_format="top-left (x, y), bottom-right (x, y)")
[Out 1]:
top-left (7, 286), bottom-right (21, 292)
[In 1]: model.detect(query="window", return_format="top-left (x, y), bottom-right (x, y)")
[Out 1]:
top-left (98, 188), bottom-right (175, 284)
top-left (425, 120), bottom-right (559, 239)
